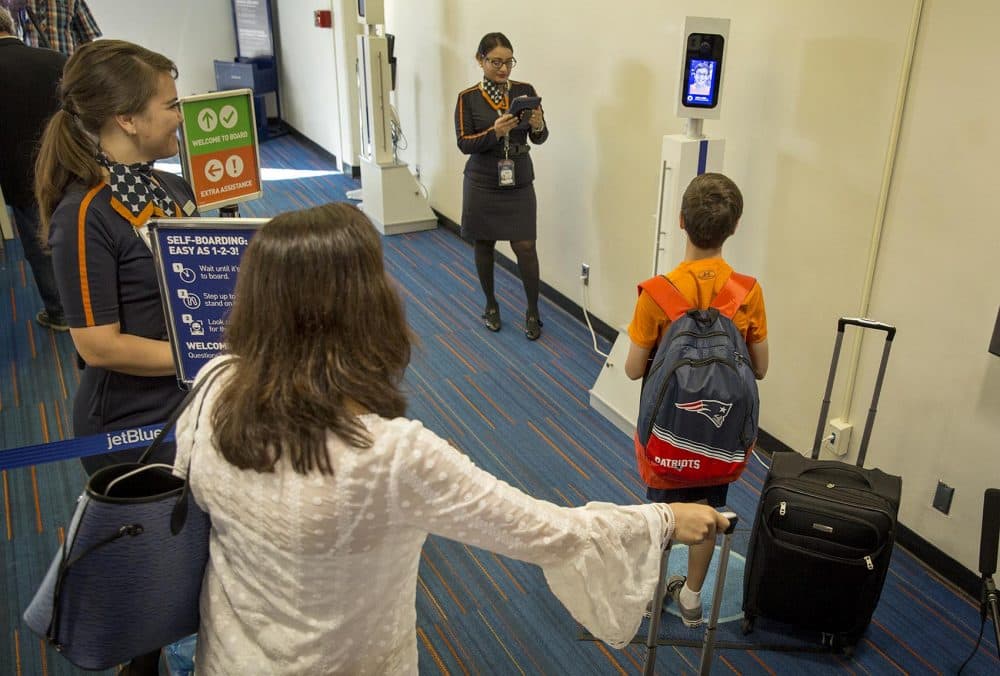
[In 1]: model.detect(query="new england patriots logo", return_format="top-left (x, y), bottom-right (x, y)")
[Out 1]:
top-left (674, 400), bottom-right (733, 429)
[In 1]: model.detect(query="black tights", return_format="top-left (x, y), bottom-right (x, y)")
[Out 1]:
top-left (474, 239), bottom-right (540, 317)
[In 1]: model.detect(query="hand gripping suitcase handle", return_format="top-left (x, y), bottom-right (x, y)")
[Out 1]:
top-left (838, 317), bottom-right (896, 341)
top-left (644, 510), bottom-right (739, 676)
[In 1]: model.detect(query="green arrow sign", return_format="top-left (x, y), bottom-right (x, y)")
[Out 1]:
top-left (181, 93), bottom-right (255, 154)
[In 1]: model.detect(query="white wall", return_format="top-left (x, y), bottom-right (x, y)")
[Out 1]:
top-left (381, 0), bottom-right (911, 442)
top-left (86, 0), bottom-right (236, 98)
top-left (863, 0), bottom-right (1000, 570)
top-left (72, 0), bottom-right (1000, 574)
top-left (379, 0), bottom-right (997, 573)
top-left (273, 0), bottom-right (342, 157)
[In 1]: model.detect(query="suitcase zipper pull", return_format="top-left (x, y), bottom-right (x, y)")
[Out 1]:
top-left (865, 555), bottom-right (874, 570)
top-left (779, 501), bottom-right (786, 516)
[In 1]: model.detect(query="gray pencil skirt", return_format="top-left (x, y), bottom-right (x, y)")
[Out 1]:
top-left (460, 177), bottom-right (537, 242)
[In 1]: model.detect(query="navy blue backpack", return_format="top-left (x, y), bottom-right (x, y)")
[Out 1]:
top-left (633, 273), bottom-right (759, 488)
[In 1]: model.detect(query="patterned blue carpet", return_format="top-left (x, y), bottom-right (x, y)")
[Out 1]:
top-left (1, 133), bottom-right (997, 674)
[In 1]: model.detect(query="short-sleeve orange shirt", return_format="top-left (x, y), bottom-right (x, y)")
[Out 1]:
top-left (627, 258), bottom-right (767, 349)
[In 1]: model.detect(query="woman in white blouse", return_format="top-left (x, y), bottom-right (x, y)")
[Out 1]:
top-left (174, 202), bottom-right (730, 675)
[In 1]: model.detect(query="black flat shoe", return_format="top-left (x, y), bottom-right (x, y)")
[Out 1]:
top-left (483, 305), bottom-right (501, 332)
top-left (524, 314), bottom-right (543, 340)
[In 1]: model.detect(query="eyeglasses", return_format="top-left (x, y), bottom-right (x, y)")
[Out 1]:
top-left (485, 57), bottom-right (516, 70)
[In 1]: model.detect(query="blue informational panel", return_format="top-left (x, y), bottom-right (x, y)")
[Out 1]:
top-left (149, 218), bottom-right (269, 385)
top-left (232, 0), bottom-right (275, 59)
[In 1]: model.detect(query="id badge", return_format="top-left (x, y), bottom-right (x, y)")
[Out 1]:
top-left (498, 159), bottom-right (515, 187)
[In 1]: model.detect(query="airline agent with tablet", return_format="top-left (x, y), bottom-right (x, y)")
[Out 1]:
top-left (454, 32), bottom-right (548, 340)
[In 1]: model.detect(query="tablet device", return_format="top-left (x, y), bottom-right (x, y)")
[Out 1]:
top-left (509, 95), bottom-right (541, 118)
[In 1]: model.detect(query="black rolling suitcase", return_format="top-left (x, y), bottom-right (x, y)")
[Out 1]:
top-left (742, 318), bottom-right (903, 653)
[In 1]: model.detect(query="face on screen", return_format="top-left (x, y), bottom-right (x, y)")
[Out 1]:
top-left (686, 59), bottom-right (717, 105)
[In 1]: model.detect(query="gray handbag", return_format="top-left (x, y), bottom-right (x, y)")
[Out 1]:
top-left (23, 361), bottom-right (228, 670)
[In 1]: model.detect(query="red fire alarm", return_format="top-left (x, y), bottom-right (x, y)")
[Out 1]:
top-left (314, 10), bottom-right (332, 28)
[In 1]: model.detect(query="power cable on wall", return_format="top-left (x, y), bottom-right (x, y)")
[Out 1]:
top-left (838, 0), bottom-right (925, 423)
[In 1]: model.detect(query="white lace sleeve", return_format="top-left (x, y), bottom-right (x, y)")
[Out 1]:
top-left (388, 421), bottom-right (670, 648)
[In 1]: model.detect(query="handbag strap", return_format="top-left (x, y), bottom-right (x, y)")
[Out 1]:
top-left (168, 360), bottom-right (234, 535)
top-left (138, 358), bottom-right (234, 465)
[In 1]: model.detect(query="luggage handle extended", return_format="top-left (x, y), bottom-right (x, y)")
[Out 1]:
top-left (812, 317), bottom-right (896, 467)
top-left (643, 511), bottom-right (738, 676)
top-left (838, 317), bottom-right (896, 340)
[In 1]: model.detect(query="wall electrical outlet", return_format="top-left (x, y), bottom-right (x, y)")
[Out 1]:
top-left (581, 263), bottom-right (590, 286)
top-left (823, 418), bottom-right (853, 456)
top-left (932, 481), bottom-right (954, 515)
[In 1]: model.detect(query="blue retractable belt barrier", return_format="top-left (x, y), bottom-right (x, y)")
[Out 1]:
top-left (0, 425), bottom-right (171, 472)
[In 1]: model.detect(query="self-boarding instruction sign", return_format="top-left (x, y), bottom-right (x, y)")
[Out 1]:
top-left (149, 218), bottom-right (269, 385)
top-left (179, 89), bottom-right (263, 210)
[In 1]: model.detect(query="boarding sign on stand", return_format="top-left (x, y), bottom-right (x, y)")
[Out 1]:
top-left (149, 218), bottom-right (269, 385)
top-left (178, 89), bottom-right (263, 210)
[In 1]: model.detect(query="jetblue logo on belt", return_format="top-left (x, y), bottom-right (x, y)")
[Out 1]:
top-left (105, 427), bottom-right (162, 451)
top-left (675, 400), bottom-right (733, 429)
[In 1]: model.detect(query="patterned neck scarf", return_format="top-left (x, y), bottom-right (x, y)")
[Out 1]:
top-left (97, 151), bottom-right (176, 220)
top-left (481, 78), bottom-right (508, 107)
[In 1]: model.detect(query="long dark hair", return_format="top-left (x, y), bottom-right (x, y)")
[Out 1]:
top-left (476, 32), bottom-right (513, 59)
top-left (34, 39), bottom-right (177, 240)
top-left (212, 203), bottom-right (412, 475)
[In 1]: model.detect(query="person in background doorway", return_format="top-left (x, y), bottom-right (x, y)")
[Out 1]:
top-left (455, 31), bottom-right (548, 340)
top-left (0, 6), bottom-right (67, 330)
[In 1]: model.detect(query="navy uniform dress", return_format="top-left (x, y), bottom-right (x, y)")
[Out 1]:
top-left (454, 80), bottom-right (549, 241)
top-left (48, 171), bottom-right (196, 474)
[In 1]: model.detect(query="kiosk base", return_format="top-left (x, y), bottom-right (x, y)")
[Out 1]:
top-left (356, 158), bottom-right (437, 236)
top-left (588, 327), bottom-right (642, 438)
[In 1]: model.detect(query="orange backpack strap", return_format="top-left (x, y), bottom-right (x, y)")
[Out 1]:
top-left (711, 272), bottom-right (756, 318)
top-left (637, 276), bottom-right (692, 322)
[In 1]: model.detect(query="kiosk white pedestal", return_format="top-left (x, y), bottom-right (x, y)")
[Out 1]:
top-left (589, 131), bottom-right (725, 435)
top-left (351, 24), bottom-right (437, 235)
top-left (357, 158), bottom-right (437, 235)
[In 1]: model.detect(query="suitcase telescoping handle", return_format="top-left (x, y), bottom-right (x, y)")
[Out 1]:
top-left (643, 512), bottom-right (739, 676)
top-left (699, 512), bottom-right (738, 676)
top-left (812, 317), bottom-right (896, 467)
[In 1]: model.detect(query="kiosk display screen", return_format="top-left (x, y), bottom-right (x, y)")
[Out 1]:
top-left (685, 58), bottom-right (719, 107)
top-left (681, 32), bottom-right (725, 110)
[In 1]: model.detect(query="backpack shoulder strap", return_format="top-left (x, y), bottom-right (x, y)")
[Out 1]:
top-left (711, 271), bottom-right (756, 318)
top-left (638, 275), bottom-right (692, 322)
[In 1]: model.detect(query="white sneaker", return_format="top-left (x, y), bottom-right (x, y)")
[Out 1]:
top-left (667, 575), bottom-right (704, 628)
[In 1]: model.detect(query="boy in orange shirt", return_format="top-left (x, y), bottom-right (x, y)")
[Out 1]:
top-left (625, 172), bottom-right (769, 625)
